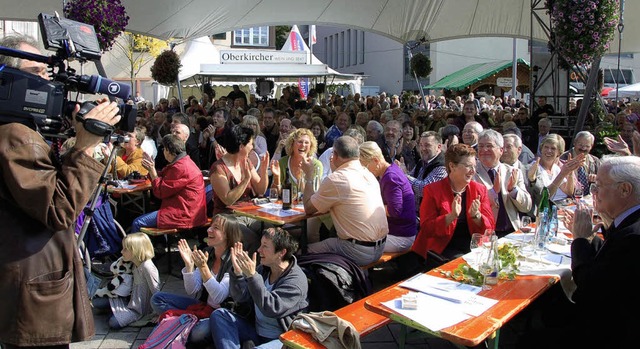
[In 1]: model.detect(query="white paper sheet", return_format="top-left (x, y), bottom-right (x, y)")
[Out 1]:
top-left (383, 289), bottom-right (498, 331)
top-left (256, 203), bottom-right (305, 217)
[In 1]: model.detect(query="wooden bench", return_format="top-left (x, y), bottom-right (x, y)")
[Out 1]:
top-left (279, 295), bottom-right (391, 348)
top-left (360, 250), bottom-right (409, 271)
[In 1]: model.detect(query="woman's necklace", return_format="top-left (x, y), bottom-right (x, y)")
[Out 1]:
top-left (451, 185), bottom-right (466, 196)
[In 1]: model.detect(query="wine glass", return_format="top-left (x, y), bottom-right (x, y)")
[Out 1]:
top-left (470, 233), bottom-right (483, 268)
top-left (520, 216), bottom-right (532, 234)
top-left (574, 187), bottom-right (583, 204)
top-left (269, 187), bottom-right (279, 202)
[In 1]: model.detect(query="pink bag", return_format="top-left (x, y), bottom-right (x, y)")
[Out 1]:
top-left (138, 314), bottom-right (198, 349)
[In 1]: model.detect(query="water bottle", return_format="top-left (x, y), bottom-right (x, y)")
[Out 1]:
top-left (549, 206), bottom-right (559, 239)
top-left (534, 210), bottom-right (549, 251)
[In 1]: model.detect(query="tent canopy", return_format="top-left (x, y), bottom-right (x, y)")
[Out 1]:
top-left (177, 27), bottom-right (364, 93)
top-left (3, 1), bottom-right (637, 53)
top-left (425, 58), bottom-right (529, 91)
top-left (615, 83), bottom-right (640, 98)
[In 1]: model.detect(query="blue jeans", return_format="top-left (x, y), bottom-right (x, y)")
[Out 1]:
top-left (150, 292), bottom-right (212, 345)
top-left (211, 308), bottom-right (283, 349)
top-left (131, 210), bottom-right (158, 233)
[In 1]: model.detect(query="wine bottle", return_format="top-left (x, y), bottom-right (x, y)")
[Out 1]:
top-left (282, 170), bottom-right (292, 210)
top-left (538, 186), bottom-right (550, 216)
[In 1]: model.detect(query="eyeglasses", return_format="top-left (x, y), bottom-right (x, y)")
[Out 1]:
top-left (590, 182), bottom-right (622, 193)
top-left (456, 162), bottom-right (476, 171)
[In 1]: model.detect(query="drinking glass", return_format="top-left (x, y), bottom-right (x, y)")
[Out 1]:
top-left (269, 187), bottom-right (279, 202)
top-left (574, 187), bottom-right (583, 203)
top-left (470, 233), bottom-right (483, 268)
top-left (478, 247), bottom-right (495, 291)
top-left (520, 216), bottom-right (532, 234)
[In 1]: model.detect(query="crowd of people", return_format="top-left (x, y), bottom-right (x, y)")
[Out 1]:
top-left (2, 32), bottom-right (640, 349)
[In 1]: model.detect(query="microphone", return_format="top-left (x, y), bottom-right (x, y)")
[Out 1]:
top-left (77, 74), bottom-right (131, 100)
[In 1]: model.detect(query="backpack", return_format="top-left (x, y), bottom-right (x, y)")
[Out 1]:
top-left (138, 314), bottom-right (198, 349)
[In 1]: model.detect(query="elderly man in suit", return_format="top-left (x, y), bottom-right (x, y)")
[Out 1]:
top-left (474, 129), bottom-right (532, 237)
top-left (520, 156), bottom-right (640, 348)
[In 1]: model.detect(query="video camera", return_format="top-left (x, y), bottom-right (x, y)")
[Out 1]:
top-left (0, 12), bottom-right (132, 138)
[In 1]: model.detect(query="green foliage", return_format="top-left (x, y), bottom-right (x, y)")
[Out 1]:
top-left (547, 0), bottom-right (619, 67)
top-left (410, 53), bottom-right (432, 78)
top-left (150, 50), bottom-right (182, 85)
top-left (437, 243), bottom-right (520, 286)
top-left (275, 26), bottom-right (292, 50)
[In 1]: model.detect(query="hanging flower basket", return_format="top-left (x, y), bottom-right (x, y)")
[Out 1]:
top-left (547, 0), bottom-right (619, 67)
top-left (410, 53), bottom-right (432, 79)
top-left (151, 50), bottom-right (182, 85)
top-left (64, 0), bottom-right (129, 52)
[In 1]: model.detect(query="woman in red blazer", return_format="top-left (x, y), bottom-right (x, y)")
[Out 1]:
top-left (412, 143), bottom-right (494, 260)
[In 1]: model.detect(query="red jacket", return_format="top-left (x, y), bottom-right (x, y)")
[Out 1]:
top-left (411, 177), bottom-right (494, 258)
top-left (153, 154), bottom-right (207, 229)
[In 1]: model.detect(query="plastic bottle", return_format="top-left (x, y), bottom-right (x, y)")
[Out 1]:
top-left (534, 210), bottom-right (549, 251)
top-left (549, 205), bottom-right (559, 239)
top-left (282, 170), bottom-right (292, 210)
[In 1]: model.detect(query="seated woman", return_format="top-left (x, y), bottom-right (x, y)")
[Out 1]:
top-left (101, 128), bottom-right (149, 179)
top-left (130, 134), bottom-right (207, 233)
top-left (528, 134), bottom-right (585, 205)
top-left (359, 141), bottom-right (417, 253)
top-left (270, 128), bottom-right (324, 242)
top-left (150, 213), bottom-right (242, 346)
top-left (210, 227), bottom-right (308, 349)
top-left (400, 120), bottom-right (420, 172)
top-left (412, 143), bottom-right (494, 261)
top-left (310, 119), bottom-right (327, 157)
top-left (210, 124), bottom-right (270, 253)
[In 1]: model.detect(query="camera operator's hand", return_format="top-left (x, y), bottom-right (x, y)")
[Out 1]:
top-left (72, 98), bottom-right (121, 157)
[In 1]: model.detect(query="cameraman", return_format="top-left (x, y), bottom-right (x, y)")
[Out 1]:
top-left (0, 35), bottom-right (121, 349)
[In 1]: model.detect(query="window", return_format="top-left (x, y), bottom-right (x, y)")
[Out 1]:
top-left (211, 33), bottom-right (226, 40)
top-left (604, 68), bottom-right (633, 85)
top-left (234, 26), bottom-right (269, 47)
top-left (358, 31), bottom-right (365, 64)
top-left (339, 31), bottom-right (344, 68)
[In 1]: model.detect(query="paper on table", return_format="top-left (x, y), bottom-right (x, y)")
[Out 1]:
top-left (383, 290), bottom-right (499, 331)
top-left (257, 203), bottom-right (305, 217)
top-left (400, 274), bottom-right (481, 303)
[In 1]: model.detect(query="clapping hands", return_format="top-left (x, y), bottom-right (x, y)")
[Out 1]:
top-left (230, 242), bottom-right (256, 277)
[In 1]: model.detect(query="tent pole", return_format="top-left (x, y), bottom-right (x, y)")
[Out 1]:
top-left (406, 43), bottom-right (427, 110)
top-left (170, 42), bottom-right (184, 113)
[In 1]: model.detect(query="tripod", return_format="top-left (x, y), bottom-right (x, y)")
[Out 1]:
top-left (77, 136), bottom-right (127, 274)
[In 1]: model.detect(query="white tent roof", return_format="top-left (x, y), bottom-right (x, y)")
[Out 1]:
top-left (615, 83), bottom-right (640, 98)
top-left (177, 28), bottom-right (364, 87)
top-left (3, 1), bottom-right (638, 53)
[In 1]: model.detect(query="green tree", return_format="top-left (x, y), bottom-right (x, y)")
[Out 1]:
top-left (275, 26), bottom-right (292, 50)
top-left (113, 32), bottom-right (167, 94)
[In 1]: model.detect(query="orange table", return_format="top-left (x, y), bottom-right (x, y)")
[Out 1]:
top-left (364, 256), bottom-right (558, 348)
top-left (229, 201), bottom-right (321, 252)
top-left (108, 180), bottom-right (152, 215)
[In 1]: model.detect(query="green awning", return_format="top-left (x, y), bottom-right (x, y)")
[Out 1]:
top-left (424, 58), bottom-right (529, 91)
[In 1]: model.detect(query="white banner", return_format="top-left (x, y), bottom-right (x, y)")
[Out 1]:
top-left (220, 50), bottom-right (308, 64)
